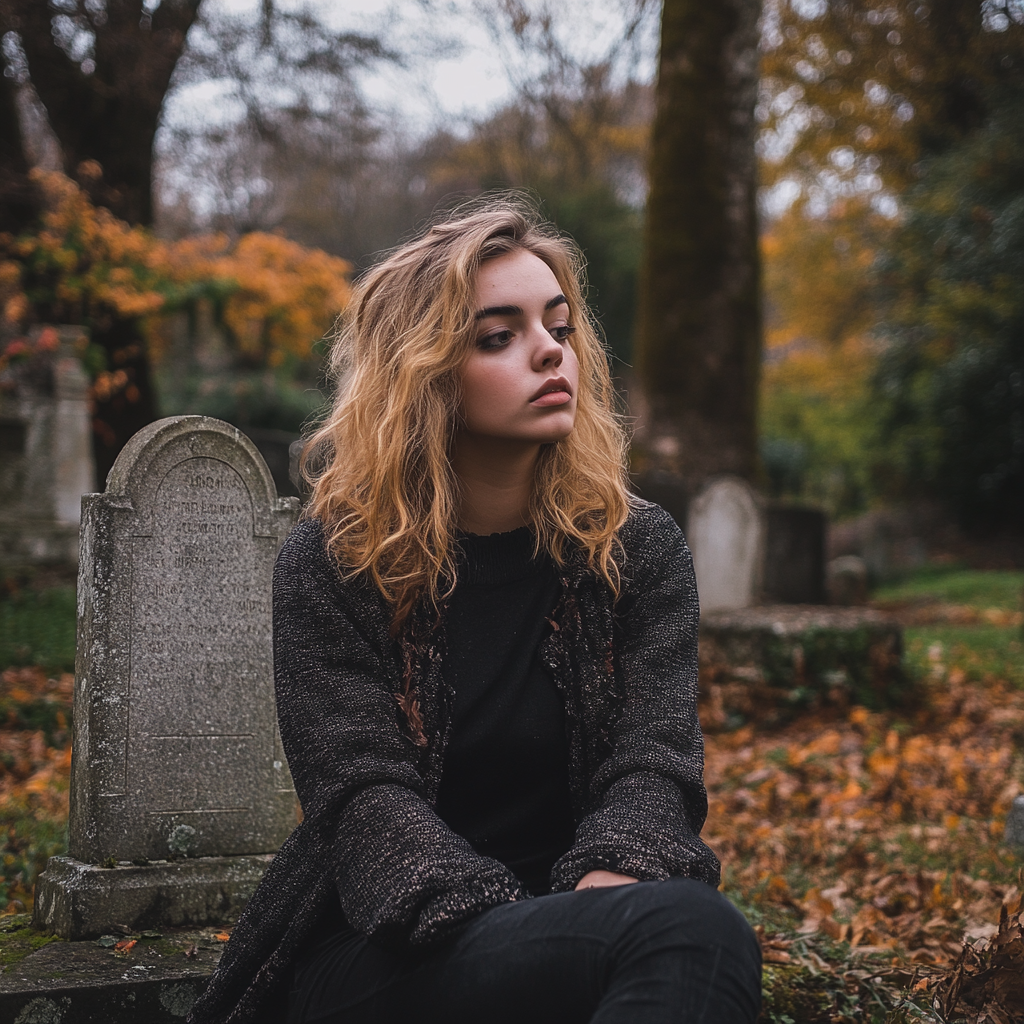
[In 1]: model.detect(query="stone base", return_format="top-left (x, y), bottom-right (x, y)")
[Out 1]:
top-left (33, 855), bottom-right (273, 941)
top-left (0, 924), bottom-right (222, 1024)
top-left (699, 605), bottom-right (907, 719)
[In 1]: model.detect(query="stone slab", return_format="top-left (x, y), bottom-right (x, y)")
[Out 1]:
top-left (33, 855), bottom-right (273, 942)
top-left (0, 925), bottom-right (223, 1024)
top-left (700, 604), bottom-right (906, 710)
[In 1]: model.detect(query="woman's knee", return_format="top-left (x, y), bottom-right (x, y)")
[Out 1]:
top-left (614, 878), bottom-right (760, 962)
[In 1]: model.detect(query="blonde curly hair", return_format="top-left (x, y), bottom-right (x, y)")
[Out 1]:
top-left (304, 194), bottom-right (631, 629)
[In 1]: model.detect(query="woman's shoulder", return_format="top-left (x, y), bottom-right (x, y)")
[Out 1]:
top-left (276, 517), bottom-right (331, 577)
top-left (275, 518), bottom-right (383, 612)
top-left (618, 497), bottom-right (687, 556)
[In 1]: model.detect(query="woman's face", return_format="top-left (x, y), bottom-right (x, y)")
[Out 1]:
top-left (460, 249), bottom-right (579, 446)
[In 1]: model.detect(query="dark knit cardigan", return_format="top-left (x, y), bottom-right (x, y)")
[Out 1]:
top-left (186, 500), bottom-right (719, 1024)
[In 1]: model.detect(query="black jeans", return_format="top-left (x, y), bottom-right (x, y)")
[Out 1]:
top-left (288, 879), bottom-right (762, 1024)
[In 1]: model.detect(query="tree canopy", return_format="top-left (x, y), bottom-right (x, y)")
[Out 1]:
top-left (873, 83), bottom-right (1024, 526)
top-left (759, 0), bottom-right (1024, 210)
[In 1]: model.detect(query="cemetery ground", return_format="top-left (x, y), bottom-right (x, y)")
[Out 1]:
top-left (1, 566), bottom-right (1022, 1022)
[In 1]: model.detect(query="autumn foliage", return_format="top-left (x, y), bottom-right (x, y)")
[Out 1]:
top-left (0, 169), bottom-right (352, 374)
top-left (760, 0), bottom-right (1024, 198)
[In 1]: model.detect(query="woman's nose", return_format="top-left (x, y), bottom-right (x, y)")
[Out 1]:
top-left (531, 328), bottom-right (563, 369)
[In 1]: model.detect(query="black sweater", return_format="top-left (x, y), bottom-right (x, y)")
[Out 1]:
top-left (186, 501), bottom-right (719, 1024)
top-left (435, 528), bottom-right (573, 895)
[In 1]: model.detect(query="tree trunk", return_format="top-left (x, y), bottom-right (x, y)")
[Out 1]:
top-left (0, 68), bottom-right (35, 236)
top-left (90, 319), bottom-right (162, 487)
top-left (633, 0), bottom-right (763, 493)
top-left (11, 0), bottom-right (202, 226)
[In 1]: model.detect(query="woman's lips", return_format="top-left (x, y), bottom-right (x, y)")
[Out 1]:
top-left (529, 377), bottom-right (573, 406)
top-left (530, 389), bottom-right (573, 407)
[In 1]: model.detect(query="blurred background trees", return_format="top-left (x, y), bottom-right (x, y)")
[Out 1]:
top-left (0, 0), bottom-right (1021, 533)
top-left (756, 0), bottom-right (1024, 531)
top-left (0, 0), bottom-right (380, 479)
top-left (0, 0), bottom-right (205, 477)
top-left (874, 84), bottom-right (1024, 529)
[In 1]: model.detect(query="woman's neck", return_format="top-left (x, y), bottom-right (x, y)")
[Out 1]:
top-left (451, 435), bottom-right (540, 535)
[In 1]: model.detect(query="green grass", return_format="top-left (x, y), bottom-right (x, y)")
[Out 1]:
top-left (0, 810), bottom-right (67, 907)
top-left (871, 566), bottom-right (1024, 687)
top-left (0, 586), bottom-right (77, 671)
top-left (904, 625), bottom-right (1024, 686)
top-left (0, 585), bottom-right (75, 908)
top-left (873, 566), bottom-right (1024, 609)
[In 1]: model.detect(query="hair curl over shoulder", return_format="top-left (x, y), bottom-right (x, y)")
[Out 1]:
top-left (303, 193), bottom-right (632, 630)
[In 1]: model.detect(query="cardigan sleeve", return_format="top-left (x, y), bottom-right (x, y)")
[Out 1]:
top-left (549, 506), bottom-right (721, 891)
top-left (273, 521), bottom-right (529, 949)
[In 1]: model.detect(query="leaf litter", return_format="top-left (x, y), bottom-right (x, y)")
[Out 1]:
top-left (3, 639), bottom-right (1024, 1021)
top-left (701, 641), bottom-right (1024, 1022)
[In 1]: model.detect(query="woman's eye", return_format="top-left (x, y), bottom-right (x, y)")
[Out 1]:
top-left (477, 329), bottom-right (513, 350)
top-left (550, 324), bottom-right (576, 342)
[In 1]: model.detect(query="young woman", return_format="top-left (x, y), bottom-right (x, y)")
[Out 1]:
top-left (187, 198), bottom-right (761, 1024)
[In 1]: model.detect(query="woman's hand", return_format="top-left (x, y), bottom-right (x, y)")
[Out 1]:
top-left (575, 870), bottom-right (638, 891)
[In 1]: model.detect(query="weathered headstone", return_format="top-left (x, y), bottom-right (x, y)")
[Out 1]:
top-left (763, 506), bottom-right (826, 605)
top-left (33, 416), bottom-right (300, 940)
top-left (687, 476), bottom-right (764, 612)
top-left (0, 325), bottom-right (95, 566)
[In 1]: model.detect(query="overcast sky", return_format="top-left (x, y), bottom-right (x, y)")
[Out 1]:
top-left (163, 0), bottom-right (658, 137)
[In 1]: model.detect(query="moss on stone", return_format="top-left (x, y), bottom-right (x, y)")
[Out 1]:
top-left (701, 606), bottom-right (914, 717)
top-left (0, 926), bottom-right (64, 969)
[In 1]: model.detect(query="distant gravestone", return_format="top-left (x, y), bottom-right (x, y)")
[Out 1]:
top-left (763, 506), bottom-right (826, 605)
top-left (1005, 796), bottom-right (1024, 849)
top-left (34, 416), bottom-right (300, 940)
top-left (687, 476), bottom-right (764, 613)
top-left (699, 604), bottom-right (907, 715)
top-left (826, 555), bottom-right (869, 606)
top-left (0, 325), bottom-right (95, 566)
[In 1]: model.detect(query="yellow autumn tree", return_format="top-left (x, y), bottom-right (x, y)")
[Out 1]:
top-left (1, 170), bottom-right (351, 386)
top-left (759, 200), bottom-right (892, 514)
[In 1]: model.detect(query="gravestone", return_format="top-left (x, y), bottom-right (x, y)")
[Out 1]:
top-left (687, 476), bottom-right (764, 612)
top-left (826, 555), bottom-right (869, 606)
top-left (1004, 795), bottom-right (1024, 849)
top-left (0, 325), bottom-right (95, 566)
top-left (763, 506), bottom-right (826, 605)
top-left (700, 604), bottom-right (907, 721)
top-left (33, 416), bottom-right (300, 940)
